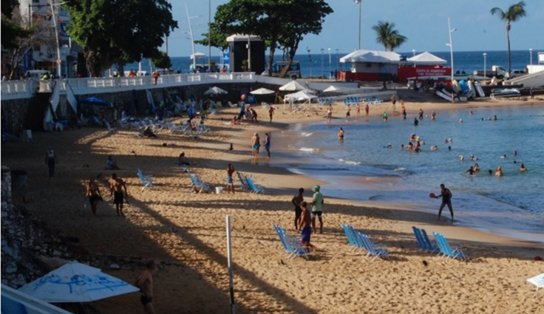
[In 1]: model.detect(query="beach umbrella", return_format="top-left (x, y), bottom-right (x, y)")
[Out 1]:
top-left (80, 96), bottom-right (112, 107)
top-left (204, 86), bottom-right (228, 96)
top-left (250, 87), bottom-right (274, 95)
top-left (18, 261), bottom-right (139, 303)
top-left (279, 80), bottom-right (308, 91)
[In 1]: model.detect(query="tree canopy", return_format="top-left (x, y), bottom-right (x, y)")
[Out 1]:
top-left (1, 0), bottom-right (31, 50)
top-left (372, 21), bottom-right (407, 52)
top-left (64, 0), bottom-right (177, 76)
top-left (490, 1), bottom-right (526, 75)
top-left (211, 0), bottom-right (332, 77)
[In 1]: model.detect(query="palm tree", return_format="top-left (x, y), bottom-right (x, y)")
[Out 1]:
top-left (490, 1), bottom-right (526, 77)
top-left (372, 21), bottom-right (407, 51)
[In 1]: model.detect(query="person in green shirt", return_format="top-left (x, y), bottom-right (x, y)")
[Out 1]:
top-left (311, 185), bottom-right (324, 234)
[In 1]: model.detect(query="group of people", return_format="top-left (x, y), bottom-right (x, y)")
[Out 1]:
top-left (84, 173), bottom-right (128, 216)
top-left (291, 185), bottom-right (325, 250)
top-left (250, 132), bottom-right (271, 161)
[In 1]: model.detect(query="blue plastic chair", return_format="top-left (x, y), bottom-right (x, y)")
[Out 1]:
top-left (245, 177), bottom-right (264, 194)
top-left (412, 226), bottom-right (439, 253)
top-left (432, 232), bottom-right (466, 260)
top-left (273, 224), bottom-right (308, 259)
top-left (356, 232), bottom-right (389, 259)
top-left (136, 168), bottom-right (153, 190)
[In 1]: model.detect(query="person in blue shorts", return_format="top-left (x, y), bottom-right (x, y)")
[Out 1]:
top-left (298, 201), bottom-right (315, 251)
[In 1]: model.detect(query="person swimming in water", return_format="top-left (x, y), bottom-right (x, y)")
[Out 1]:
top-left (337, 127), bottom-right (345, 142)
top-left (519, 163), bottom-right (527, 172)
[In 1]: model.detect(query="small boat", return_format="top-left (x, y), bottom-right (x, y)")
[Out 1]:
top-left (490, 88), bottom-right (521, 98)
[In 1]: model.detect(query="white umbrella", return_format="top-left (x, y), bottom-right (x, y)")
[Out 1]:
top-left (250, 87), bottom-right (275, 95)
top-left (278, 80), bottom-right (308, 91)
top-left (19, 261), bottom-right (139, 303)
top-left (204, 86), bottom-right (228, 96)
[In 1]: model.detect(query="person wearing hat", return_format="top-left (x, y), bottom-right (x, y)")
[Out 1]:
top-left (311, 185), bottom-right (324, 233)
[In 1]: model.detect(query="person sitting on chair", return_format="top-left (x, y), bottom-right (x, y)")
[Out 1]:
top-left (105, 155), bottom-right (120, 170)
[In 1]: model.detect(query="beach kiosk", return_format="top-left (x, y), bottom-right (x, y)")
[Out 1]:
top-left (226, 34), bottom-right (265, 74)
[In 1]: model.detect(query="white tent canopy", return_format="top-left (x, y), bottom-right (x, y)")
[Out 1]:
top-left (278, 80), bottom-right (308, 91)
top-left (340, 49), bottom-right (401, 64)
top-left (19, 261), bottom-right (139, 303)
top-left (250, 87), bottom-right (275, 95)
top-left (407, 51), bottom-right (447, 65)
top-left (284, 90), bottom-right (318, 102)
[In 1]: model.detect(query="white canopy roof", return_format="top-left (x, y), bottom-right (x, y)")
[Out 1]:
top-left (284, 90), bottom-right (317, 102)
top-left (340, 49), bottom-right (401, 64)
top-left (407, 51), bottom-right (447, 65)
top-left (279, 80), bottom-right (308, 91)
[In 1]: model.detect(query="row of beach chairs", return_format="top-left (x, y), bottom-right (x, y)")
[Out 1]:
top-left (274, 223), bottom-right (466, 261)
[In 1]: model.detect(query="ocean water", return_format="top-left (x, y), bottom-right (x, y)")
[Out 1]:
top-left (155, 50), bottom-right (536, 77)
top-left (286, 105), bottom-right (544, 242)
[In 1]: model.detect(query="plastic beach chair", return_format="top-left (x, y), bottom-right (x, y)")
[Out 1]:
top-left (412, 226), bottom-right (439, 253)
top-left (245, 177), bottom-right (264, 194)
top-left (355, 231), bottom-right (389, 259)
top-left (189, 174), bottom-right (211, 193)
top-left (432, 232), bottom-right (466, 260)
top-left (237, 172), bottom-right (249, 191)
top-left (527, 273), bottom-right (544, 290)
top-left (136, 169), bottom-right (153, 191)
top-left (273, 224), bottom-right (308, 260)
top-left (342, 224), bottom-right (362, 250)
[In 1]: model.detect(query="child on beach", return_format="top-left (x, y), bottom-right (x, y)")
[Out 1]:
top-left (298, 201), bottom-right (315, 251)
top-left (226, 164), bottom-right (236, 193)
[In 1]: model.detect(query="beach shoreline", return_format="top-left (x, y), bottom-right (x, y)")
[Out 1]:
top-left (2, 93), bottom-right (544, 313)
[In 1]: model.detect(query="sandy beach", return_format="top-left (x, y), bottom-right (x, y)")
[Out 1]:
top-left (3, 94), bottom-right (544, 313)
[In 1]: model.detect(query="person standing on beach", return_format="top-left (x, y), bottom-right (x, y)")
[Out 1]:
top-left (109, 173), bottom-right (128, 217)
top-left (45, 147), bottom-right (56, 177)
top-left (85, 178), bottom-right (102, 215)
top-left (251, 133), bottom-right (260, 162)
top-left (311, 185), bottom-right (324, 233)
top-left (327, 104), bottom-right (333, 122)
top-left (346, 107), bottom-right (351, 120)
top-left (365, 103), bottom-right (370, 116)
top-left (434, 184), bottom-right (454, 223)
top-left (298, 201), bottom-right (315, 251)
top-left (292, 188), bottom-right (304, 230)
top-left (226, 163), bottom-right (236, 193)
top-left (268, 106), bottom-right (275, 123)
top-left (264, 133), bottom-right (271, 158)
top-left (135, 260), bottom-right (157, 314)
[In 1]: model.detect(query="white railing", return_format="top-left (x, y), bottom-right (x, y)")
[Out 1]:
top-left (1, 72), bottom-right (257, 100)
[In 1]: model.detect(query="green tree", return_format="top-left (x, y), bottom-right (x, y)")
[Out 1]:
top-left (213, 0), bottom-right (332, 77)
top-left (152, 51), bottom-right (171, 69)
top-left (372, 21), bottom-right (407, 51)
top-left (490, 1), bottom-right (526, 76)
top-left (64, 0), bottom-right (177, 77)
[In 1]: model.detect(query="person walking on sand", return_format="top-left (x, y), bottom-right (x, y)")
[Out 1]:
top-left (45, 147), bottom-right (56, 177)
top-left (434, 184), bottom-right (454, 223)
top-left (85, 178), bottom-right (102, 215)
top-left (109, 173), bottom-right (128, 217)
top-left (226, 163), bottom-right (236, 193)
top-left (365, 103), bottom-right (369, 116)
top-left (292, 188), bottom-right (305, 230)
top-left (311, 185), bottom-right (324, 233)
top-left (264, 132), bottom-right (271, 158)
top-left (298, 201), bottom-right (315, 251)
top-left (135, 260), bottom-right (157, 314)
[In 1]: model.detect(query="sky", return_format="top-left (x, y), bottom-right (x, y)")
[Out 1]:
top-left (165, 0), bottom-right (544, 57)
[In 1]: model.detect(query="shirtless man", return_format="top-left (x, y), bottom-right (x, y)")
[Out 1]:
top-left (251, 133), bottom-right (260, 161)
top-left (109, 173), bottom-right (128, 216)
top-left (291, 188), bottom-right (304, 230)
top-left (135, 260), bottom-right (157, 314)
top-left (298, 201), bottom-right (315, 251)
top-left (226, 163), bottom-right (236, 193)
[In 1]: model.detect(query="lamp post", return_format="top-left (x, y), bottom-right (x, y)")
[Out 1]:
top-left (49, 0), bottom-right (62, 78)
top-left (208, 0), bottom-right (211, 71)
top-left (328, 48), bottom-right (332, 79)
top-left (354, 0), bottom-right (362, 49)
top-left (529, 48), bottom-right (533, 65)
top-left (483, 52), bottom-right (487, 78)
top-left (447, 18), bottom-right (456, 83)
top-left (320, 48), bottom-right (324, 78)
